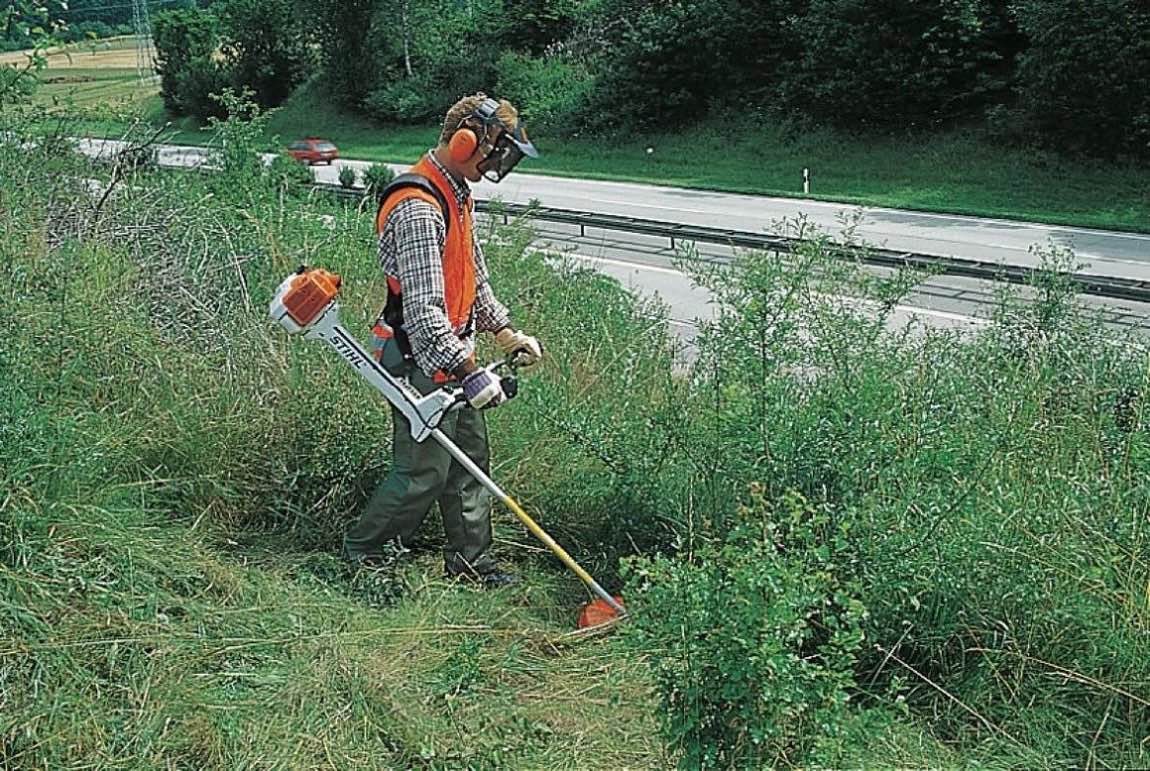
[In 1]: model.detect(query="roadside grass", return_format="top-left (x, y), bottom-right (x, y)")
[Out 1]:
top-left (0, 133), bottom-right (668, 768)
top-left (18, 43), bottom-right (1149, 232)
top-left (170, 81), bottom-right (1150, 233)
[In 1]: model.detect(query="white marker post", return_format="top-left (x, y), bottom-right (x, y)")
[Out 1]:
top-left (803, 167), bottom-right (810, 195)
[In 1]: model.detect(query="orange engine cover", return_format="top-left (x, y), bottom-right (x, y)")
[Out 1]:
top-left (284, 269), bottom-right (341, 326)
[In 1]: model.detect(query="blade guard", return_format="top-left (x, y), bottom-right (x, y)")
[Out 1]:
top-left (577, 596), bottom-right (625, 629)
top-left (270, 267), bottom-right (342, 334)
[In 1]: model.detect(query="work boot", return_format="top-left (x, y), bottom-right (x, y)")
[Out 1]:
top-left (447, 568), bottom-right (519, 588)
top-left (342, 541), bottom-right (409, 570)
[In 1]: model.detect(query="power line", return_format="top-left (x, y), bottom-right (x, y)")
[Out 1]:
top-left (65, 0), bottom-right (188, 20)
top-left (131, 0), bottom-right (157, 83)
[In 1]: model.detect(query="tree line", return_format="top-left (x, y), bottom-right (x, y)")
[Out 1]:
top-left (152, 0), bottom-right (1150, 160)
top-left (1, 1), bottom-right (217, 52)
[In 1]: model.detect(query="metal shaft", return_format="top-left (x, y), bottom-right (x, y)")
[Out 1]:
top-left (300, 307), bottom-right (625, 617)
top-left (430, 428), bottom-right (626, 616)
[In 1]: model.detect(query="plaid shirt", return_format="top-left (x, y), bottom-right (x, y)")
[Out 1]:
top-left (377, 152), bottom-right (511, 377)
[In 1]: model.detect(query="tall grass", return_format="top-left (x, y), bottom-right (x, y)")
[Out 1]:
top-left (4, 105), bottom-right (1150, 768)
top-left (623, 228), bottom-right (1150, 766)
top-left (0, 114), bottom-right (670, 768)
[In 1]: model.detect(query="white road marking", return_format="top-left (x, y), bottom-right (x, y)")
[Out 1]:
top-left (572, 253), bottom-right (691, 278)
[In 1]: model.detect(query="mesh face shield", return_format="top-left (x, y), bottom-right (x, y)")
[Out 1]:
top-left (477, 125), bottom-right (538, 183)
top-left (464, 97), bottom-right (538, 183)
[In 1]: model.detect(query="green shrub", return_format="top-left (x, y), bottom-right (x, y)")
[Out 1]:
top-left (266, 152), bottom-right (314, 195)
top-left (363, 74), bottom-right (443, 123)
top-left (584, 0), bottom-right (804, 129)
top-left (337, 163), bottom-right (357, 189)
top-left (292, 0), bottom-right (376, 105)
top-left (217, 0), bottom-right (311, 108)
top-left (625, 487), bottom-right (865, 769)
top-left (668, 230), bottom-right (1150, 765)
top-left (490, 0), bottom-right (584, 56)
top-left (362, 161), bottom-right (395, 199)
top-left (152, 8), bottom-right (228, 120)
top-left (495, 51), bottom-right (593, 134)
top-left (780, 0), bottom-right (1018, 128)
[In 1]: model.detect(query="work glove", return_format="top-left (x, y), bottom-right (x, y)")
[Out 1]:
top-left (462, 368), bottom-right (505, 410)
top-left (494, 328), bottom-right (543, 369)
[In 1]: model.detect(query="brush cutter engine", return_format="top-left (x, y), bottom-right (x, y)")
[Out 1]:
top-left (269, 266), bottom-right (511, 441)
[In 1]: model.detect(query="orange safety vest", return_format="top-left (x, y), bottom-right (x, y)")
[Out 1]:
top-left (371, 155), bottom-right (477, 382)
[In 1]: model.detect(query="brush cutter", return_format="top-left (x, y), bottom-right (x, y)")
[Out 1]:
top-left (269, 267), bottom-right (626, 627)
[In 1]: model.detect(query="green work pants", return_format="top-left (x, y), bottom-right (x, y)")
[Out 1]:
top-left (343, 341), bottom-right (497, 576)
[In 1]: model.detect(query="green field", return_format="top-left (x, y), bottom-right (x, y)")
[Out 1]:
top-left (38, 67), bottom-right (155, 109)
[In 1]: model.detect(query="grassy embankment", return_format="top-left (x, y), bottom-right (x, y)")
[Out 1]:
top-left (23, 37), bottom-right (1150, 233)
top-left (0, 122), bottom-right (669, 769)
top-left (5, 110), bottom-right (1150, 768)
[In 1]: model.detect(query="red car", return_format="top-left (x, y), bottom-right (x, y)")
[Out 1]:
top-left (287, 138), bottom-right (339, 165)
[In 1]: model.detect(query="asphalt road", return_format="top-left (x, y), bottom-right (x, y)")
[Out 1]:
top-left (74, 138), bottom-right (1150, 344)
top-left (76, 138), bottom-right (1150, 275)
top-left (526, 220), bottom-right (1150, 352)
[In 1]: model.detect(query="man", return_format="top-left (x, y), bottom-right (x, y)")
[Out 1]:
top-left (342, 93), bottom-right (543, 586)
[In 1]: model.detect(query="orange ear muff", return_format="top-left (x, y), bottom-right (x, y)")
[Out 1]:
top-left (449, 128), bottom-right (479, 162)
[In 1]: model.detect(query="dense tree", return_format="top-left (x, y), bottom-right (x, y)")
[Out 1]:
top-left (217, 0), bottom-right (309, 107)
top-left (780, 0), bottom-right (1014, 129)
top-left (2, 0), bottom-right (67, 42)
top-left (294, 0), bottom-right (379, 105)
top-left (1014, 0), bottom-right (1150, 158)
top-left (152, 8), bottom-right (227, 118)
top-left (585, 0), bottom-right (737, 129)
top-left (63, 0), bottom-right (206, 27)
top-left (492, 0), bottom-right (586, 55)
top-left (362, 0), bottom-right (503, 122)
top-left (583, 0), bottom-right (805, 130)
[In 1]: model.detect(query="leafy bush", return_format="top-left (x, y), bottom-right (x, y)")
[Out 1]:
top-left (625, 487), bottom-right (865, 769)
top-left (216, 0), bottom-right (311, 108)
top-left (583, 0), bottom-right (722, 129)
top-left (292, 0), bottom-right (377, 105)
top-left (780, 0), bottom-right (1018, 129)
top-left (205, 90), bottom-right (277, 187)
top-left (337, 164), bottom-right (357, 189)
top-left (495, 51), bottom-right (593, 133)
top-left (584, 0), bottom-right (804, 129)
top-left (647, 229), bottom-right (1150, 766)
top-left (1014, 0), bottom-right (1150, 158)
top-left (362, 161), bottom-right (395, 199)
top-left (0, 62), bottom-right (40, 102)
top-left (363, 73), bottom-right (443, 123)
top-left (152, 8), bottom-right (228, 120)
top-left (266, 152), bottom-right (314, 196)
top-left (490, 0), bottom-right (585, 56)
